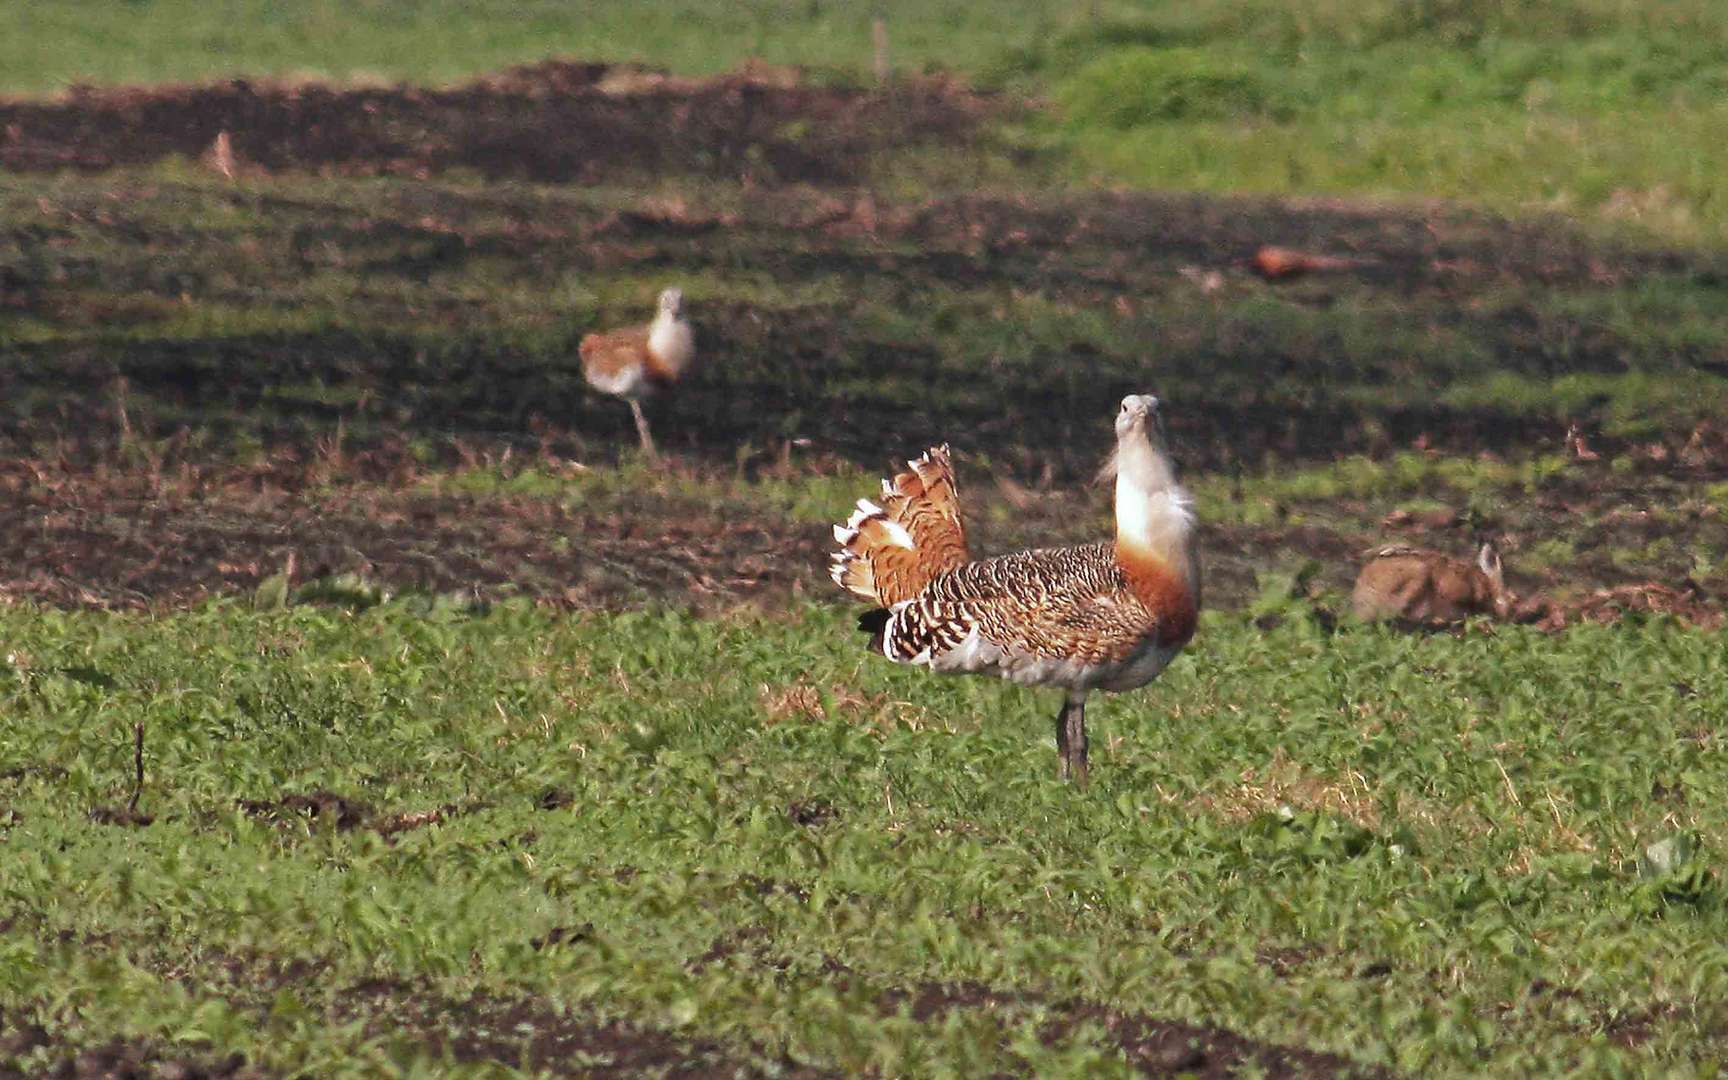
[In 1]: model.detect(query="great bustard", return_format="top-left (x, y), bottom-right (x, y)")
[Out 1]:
top-left (579, 287), bottom-right (695, 461)
top-left (830, 394), bottom-right (1201, 787)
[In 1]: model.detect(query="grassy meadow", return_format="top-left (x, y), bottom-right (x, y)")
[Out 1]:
top-left (3, 1), bottom-right (1728, 1075)
top-left (5, 604), bottom-right (1728, 1073)
top-left (8, 0), bottom-right (1728, 242)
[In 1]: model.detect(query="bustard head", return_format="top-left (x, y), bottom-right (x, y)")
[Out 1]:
top-left (657, 287), bottom-right (685, 317)
top-left (1099, 394), bottom-right (1174, 485)
top-left (1114, 394), bottom-right (1166, 444)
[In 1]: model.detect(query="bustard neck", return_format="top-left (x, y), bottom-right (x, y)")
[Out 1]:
top-left (1113, 429), bottom-right (1197, 595)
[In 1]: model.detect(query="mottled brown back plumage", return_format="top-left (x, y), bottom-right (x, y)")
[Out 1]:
top-left (579, 326), bottom-right (678, 389)
top-left (883, 543), bottom-right (1194, 669)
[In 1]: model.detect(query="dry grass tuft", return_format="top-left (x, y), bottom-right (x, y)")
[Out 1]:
top-left (758, 681), bottom-right (827, 725)
top-left (1188, 748), bottom-right (1382, 831)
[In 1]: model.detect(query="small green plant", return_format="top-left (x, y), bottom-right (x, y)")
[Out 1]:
top-left (1057, 47), bottom-right (1281, 126)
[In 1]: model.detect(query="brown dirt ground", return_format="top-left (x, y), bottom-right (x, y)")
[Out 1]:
top-left (2, 443), bottom-right (1723, 621)
top-left (0, 59), bottom-right (1004, 185)
top-left (0, 454), bottom-right (830, 613)
top-left (0, 983), bottom-right (1374, 1078)
top-left (2, 949), bottom-right (1378, 1078)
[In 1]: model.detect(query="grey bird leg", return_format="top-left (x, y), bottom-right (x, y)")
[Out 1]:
top-left (628, 399), bottom-right (659, 463)
top-left (1056, 690), bottom-right (1089, 787)
top-left (1054, 701), bottom-right (1072, 782)
top-left (1066, 691), bottom-right (1090, 788)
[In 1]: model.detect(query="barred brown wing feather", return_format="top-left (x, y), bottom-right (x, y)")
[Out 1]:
top-left (831, 444), bottom-right (971, 608)
top-left (879, 445), bottom-right (968, 572)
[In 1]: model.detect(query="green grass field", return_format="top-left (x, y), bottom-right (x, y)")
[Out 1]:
top-left (8, 0), bottom-right (1728, 242)
top-left (5, 603), bottom-right (1727, 1073)
top-left (4, 1), bottom-right (1728, 1074)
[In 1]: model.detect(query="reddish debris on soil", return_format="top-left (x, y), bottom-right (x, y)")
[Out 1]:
top-left (371, 803), bottom-right (482, 837)
top-left (1248, 245), bottom-right (1366, 280)
top-left (0, 59), bottom-right (1001, 185)
top-left (1533, 580), bottom-right (1724, 631)
top-left (235, 791), bottom-right (487, 836)
top-left (1381, 506), bottom-right (1461, 530)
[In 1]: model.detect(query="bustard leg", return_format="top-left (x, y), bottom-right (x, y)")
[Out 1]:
top-left (628, 399), bottom-right (659, 463)
top-left (1055, 690), bottom-right (1090, 787)
top-left (1054, 702), bottom-right (1071, 782)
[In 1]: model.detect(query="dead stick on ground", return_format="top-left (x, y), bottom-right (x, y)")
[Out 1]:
top-left (873, 16), bottom-right (891, 87)
top-left (112, 376), bottom-right (133, 449)
top-left (128, 722), bottom-right (145, 814)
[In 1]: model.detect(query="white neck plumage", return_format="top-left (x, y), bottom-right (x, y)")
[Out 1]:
top-left (1112, 429), bottom-right (1198, 592)
top-left (648, 308), bottom-right (695, 373)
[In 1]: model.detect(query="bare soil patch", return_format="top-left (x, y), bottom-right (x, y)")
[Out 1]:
top-left (0, 1010), bottom-right (262, 1079)
top-left (234, 789), bottom-right (490, 837)
top-left (8, 181), bottom-right (1724, 480)
top-left (329, 979), bottom-right (824, 1077)
top-left (3, 62), bottom-right (1724, 624)
top-left (898, 981), bottom-right (1376, 1077)
top-left (0, 59), bottom-right (1002, 185)
top-left (2, 447), bottom-right (1721, 621)
top-left (0, 457), bottom-right (828, 612)
top-left (690, 932), bottom-right (1372, 1076)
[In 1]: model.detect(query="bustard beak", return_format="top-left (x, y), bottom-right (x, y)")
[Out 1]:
top-left (1116, 393), bottom-right (1162, 437)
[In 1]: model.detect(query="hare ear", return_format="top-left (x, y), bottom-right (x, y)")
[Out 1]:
top-left (1478, 542), bottom-right (1502, 577)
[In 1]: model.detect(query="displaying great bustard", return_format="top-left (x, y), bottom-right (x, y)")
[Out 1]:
top-left (830, 395), bottom-right (1201, 787)
top-left (579, 287), bottom-right (695, 461)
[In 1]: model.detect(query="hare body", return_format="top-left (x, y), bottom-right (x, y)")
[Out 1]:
top-left (1352, 543), bottom-right (1513, 624)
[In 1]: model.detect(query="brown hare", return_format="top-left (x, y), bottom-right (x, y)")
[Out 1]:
top-left (1351, 542), bottom-right (1514, 625)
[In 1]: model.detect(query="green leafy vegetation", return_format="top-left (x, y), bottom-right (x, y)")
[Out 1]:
top-left (0, 0), bottom-right (1079, 94)
top-left (3, 602), bottom-right (1726, 1072)
top-left (1001, 1), bottom-right (1728, 242)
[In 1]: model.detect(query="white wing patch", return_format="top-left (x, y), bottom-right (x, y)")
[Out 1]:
top-left (879, 519), bottom-right (915, 549)
top-left (832, 499), bottom-right (915, 549)
top-left (833, 499), bottom-right (882, 545)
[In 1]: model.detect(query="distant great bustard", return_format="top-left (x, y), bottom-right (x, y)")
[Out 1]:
top-left (579, 287), bottom-right (695, 461)
top-left (831, 395), bottom-right (1201, 786)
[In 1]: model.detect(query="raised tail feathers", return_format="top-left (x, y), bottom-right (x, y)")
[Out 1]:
top-left (829, 444), bottom-right (970, 607)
